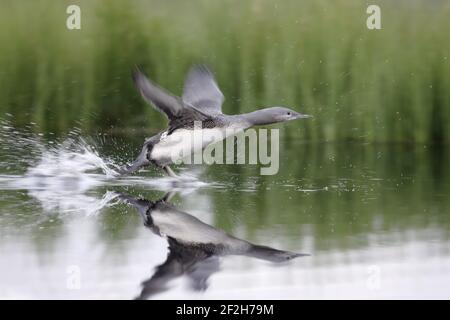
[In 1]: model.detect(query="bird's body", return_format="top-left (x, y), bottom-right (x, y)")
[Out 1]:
top-left (118, 192), bottom-right (308, 261)
top-left (149, 200), bottom-right (251, 251)
top-left (149, 126), bottom-right (234, 167)
top-left (121, 65), bottom-right (311, 177)
top-left (115, 192), bottom-right (309, 299)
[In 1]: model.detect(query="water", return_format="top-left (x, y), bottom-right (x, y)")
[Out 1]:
top-left (0, 123), bottom-right (449, 299)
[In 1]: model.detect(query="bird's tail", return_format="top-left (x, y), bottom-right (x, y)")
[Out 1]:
top-left (118, 145), bottom-right (150, 175)
top-left (114, 192), bottom-right (153, 218)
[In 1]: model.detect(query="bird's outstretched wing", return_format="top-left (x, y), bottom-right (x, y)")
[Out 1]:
top-left (132, 67), bottom-right (184, 120)
top-left (182, 65), bottom-right (225, 115)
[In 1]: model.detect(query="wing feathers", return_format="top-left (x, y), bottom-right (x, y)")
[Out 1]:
top-left (182, 65), bottom-right (224, 115)
top-left (132, 68), bottom-right (184, 119)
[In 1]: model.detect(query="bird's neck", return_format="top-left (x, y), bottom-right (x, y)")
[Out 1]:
top-left (240, 110), bottom-right (275, 126)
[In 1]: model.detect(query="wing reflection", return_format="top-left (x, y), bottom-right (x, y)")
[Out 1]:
top-left (116, 192), bottom-right (309, 299)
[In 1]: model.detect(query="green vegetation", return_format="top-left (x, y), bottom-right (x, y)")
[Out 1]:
top-left (0, 0), bottom-right (449, 143)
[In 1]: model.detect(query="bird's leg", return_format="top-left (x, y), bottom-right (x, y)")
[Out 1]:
top-left (163, 166), bottom-right (178, 178)
top-left (162, 191), bottom-right (176, 202)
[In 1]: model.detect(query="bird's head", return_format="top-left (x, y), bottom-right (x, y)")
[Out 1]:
top-left (245, 106), bottom-right (311, 126)
top-left (266, 106), bottom-right (311, 123)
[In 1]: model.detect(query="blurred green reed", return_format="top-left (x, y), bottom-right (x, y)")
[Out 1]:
top-left (0, 0), bottom-right (449, 143)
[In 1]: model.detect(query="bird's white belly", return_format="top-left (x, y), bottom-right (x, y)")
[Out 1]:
top-left (150, 127), bottom-right (242, 163)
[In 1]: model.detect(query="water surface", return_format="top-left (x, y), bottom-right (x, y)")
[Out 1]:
top-left (0, 125), bottom-right (449, 299)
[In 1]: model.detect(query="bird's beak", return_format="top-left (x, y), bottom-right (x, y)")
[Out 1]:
top-left (294, 112), bottom-right (312, 120)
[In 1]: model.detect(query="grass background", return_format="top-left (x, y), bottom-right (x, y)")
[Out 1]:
top-left (0, 0), bottom-right (449, 143)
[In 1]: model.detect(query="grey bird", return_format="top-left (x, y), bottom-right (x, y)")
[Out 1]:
top-left (120, 65), bottom-right (311, 177)
top-left (115, 192), bottom-right (309, 299)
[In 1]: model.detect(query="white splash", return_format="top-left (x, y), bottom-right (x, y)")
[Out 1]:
top-left (0, 120), bottom-right (208, 214)
top-left (26, 137), bottom-right (120, 178)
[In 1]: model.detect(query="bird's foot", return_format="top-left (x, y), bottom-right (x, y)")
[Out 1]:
top-left (163, 166), bottom-right (179, 178)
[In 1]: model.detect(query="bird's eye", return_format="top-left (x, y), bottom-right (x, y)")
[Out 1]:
top-left (287, 112), bottom-right (291, 116)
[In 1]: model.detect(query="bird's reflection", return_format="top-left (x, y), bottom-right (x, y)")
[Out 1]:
top-left (116, 192), bottom-right (309, 300)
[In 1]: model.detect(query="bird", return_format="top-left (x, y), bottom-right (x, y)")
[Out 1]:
top-left (115, 191), bottom-right (309, 299)
top-left (120, 65), bottom-right (311, 177)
